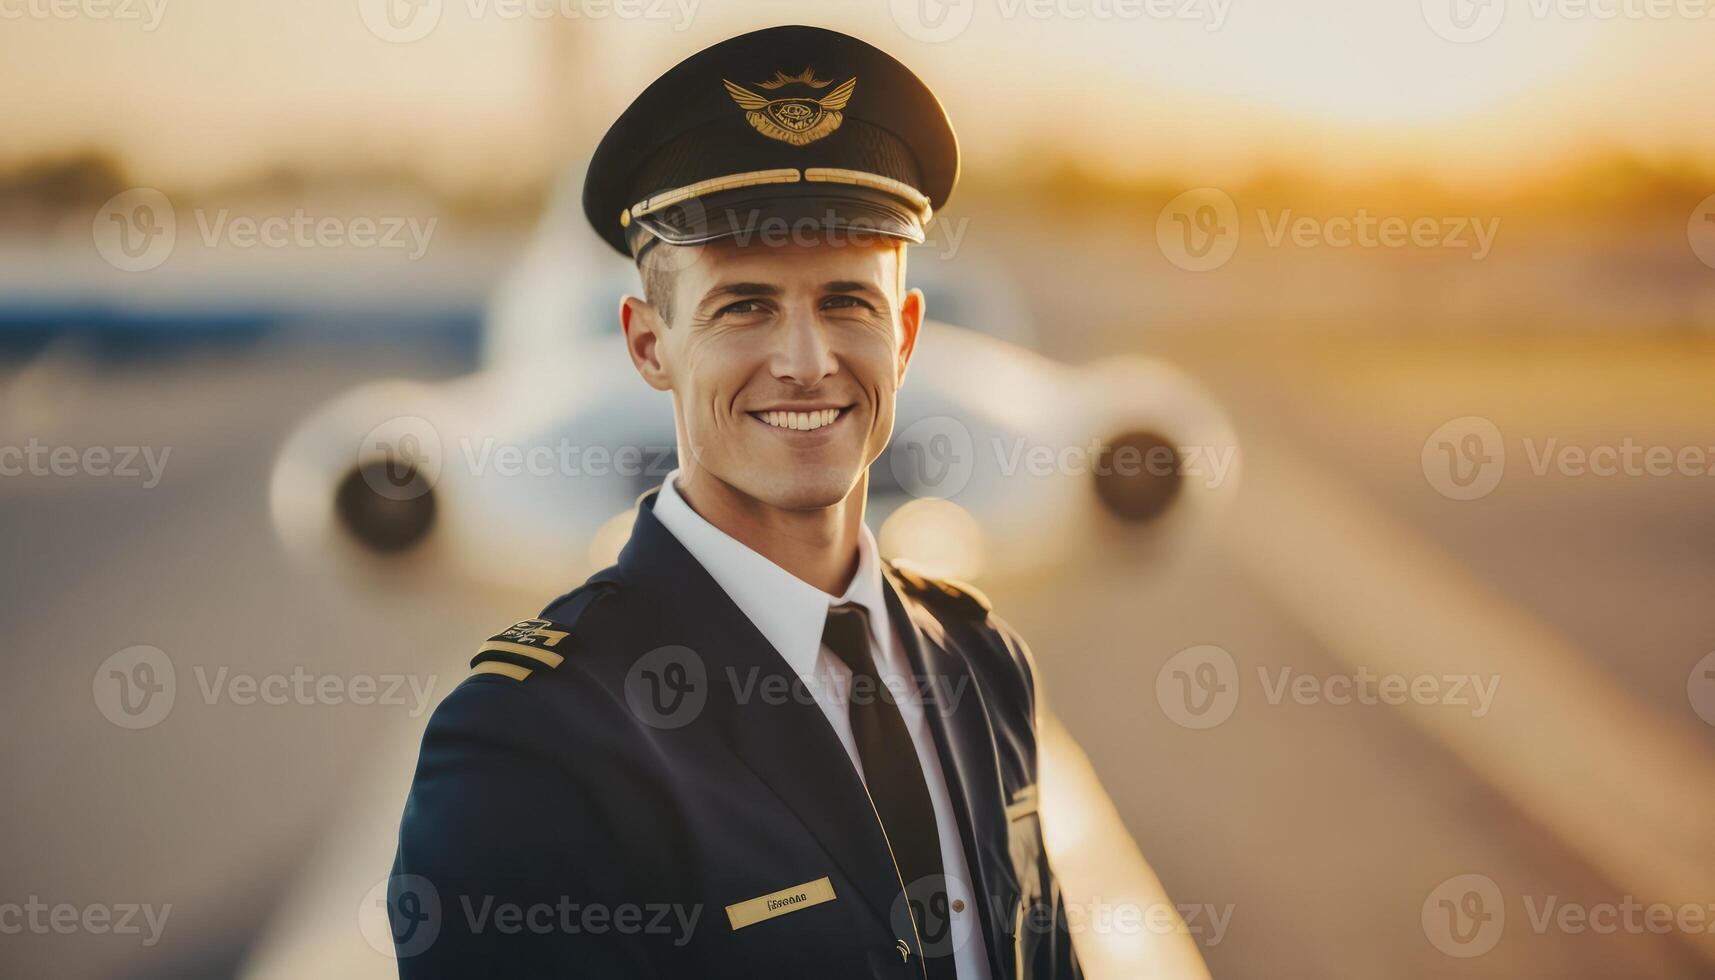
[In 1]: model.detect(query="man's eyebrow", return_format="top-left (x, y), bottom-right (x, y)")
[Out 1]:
top-left (822, 280), bottom-right (881, 294)
top-left (703, 282), bottom-right (781, 301)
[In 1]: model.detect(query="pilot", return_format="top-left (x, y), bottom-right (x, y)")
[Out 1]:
top-left (390, 25), bottom-right (1083, 980)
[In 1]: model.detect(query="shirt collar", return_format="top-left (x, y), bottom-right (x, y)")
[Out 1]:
top-left (651, 470), bottom-right (890, 679)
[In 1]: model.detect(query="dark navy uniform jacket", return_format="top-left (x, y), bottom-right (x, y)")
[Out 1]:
top-left (390, 490), bottom-right (1083, 979)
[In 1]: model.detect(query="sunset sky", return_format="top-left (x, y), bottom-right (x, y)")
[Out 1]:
top-left (5, 0), bottom-right (1715, 192)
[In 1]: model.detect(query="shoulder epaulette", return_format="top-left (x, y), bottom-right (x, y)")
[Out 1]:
top-left (887, 560), bottom-right (992, 619)
top-left (470, 619), bottom-right (573, 681)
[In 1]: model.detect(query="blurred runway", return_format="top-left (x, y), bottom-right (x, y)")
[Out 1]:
top-left (2, 333), bottom-right (1712, 978)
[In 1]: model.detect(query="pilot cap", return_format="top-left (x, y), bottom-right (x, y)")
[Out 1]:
top-left (583, 25), bottom-right (959, 259)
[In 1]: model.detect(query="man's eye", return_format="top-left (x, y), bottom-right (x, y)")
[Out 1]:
top-left (717, 300), bottom-right (763, 316)
top-left (821, 295), bottom-right (872, 311)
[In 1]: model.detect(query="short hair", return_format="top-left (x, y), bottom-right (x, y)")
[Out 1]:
top-left (636, 240), bottom-right (909, 328)
top-left (638, 245), bottom-right (678, 326)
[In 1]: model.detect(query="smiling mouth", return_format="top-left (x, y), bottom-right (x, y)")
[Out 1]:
top-left (748, 407), bottom-right (851, 432)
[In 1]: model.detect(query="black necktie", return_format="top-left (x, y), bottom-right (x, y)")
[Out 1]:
top-left (823, 603), bottom-right (957, 979)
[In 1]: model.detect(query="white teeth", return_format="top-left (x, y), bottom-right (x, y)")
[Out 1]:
top-left (757, 409), bottom-right (841, 431)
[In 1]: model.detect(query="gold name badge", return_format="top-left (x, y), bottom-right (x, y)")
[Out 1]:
top-left (725, 877), bottom-right (837, 930)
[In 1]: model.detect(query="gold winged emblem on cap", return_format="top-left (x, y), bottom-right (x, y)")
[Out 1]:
top-left (723, 69), bottom-right (857, 147)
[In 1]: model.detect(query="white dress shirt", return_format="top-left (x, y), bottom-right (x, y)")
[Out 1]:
top-left (653, 471), bottom-right (992, 979)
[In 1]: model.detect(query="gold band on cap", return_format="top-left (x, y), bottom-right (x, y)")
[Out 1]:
top-left (626, 168), bottom-right (932, 228)
top-left (803, 168), bottom-right (932, 219)
top-left (630, 169), bottom-right (802, 222)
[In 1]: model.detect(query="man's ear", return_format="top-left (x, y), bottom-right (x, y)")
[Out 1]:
top-left (896, 286), bottom-right (925, 384)
top-left (620, 295), bottom-right (673, 392)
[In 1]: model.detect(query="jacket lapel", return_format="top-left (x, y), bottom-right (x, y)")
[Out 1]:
top-left (616, 493), bottom-right (911, 932)
top-left (881, 565), bottom-right (1019, 980)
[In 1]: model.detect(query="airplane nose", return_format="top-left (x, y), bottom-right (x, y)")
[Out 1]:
top-left (1092, 430), bottom-right (1182, 523)
top-left (334, 459), bottom-right (437, 553)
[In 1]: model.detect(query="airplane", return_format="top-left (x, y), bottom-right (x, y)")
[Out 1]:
top-left (267, 171), bottom-right (1240, 594)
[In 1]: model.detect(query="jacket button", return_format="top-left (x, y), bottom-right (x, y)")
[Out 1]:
top-left (952, 899), bottom-right (966, 913)
top-left (896, 939), bottom-right (911, 962)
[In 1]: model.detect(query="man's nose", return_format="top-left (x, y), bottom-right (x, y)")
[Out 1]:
top-left (770, 310), bottom-right (839, 387)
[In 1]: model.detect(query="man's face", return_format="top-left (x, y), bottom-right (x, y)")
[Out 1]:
top-left (625, 238), bottom-right (921, 511)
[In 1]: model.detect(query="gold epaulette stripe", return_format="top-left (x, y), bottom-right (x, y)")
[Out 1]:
top-left (478, 639), bottom-right (565, 668)
top-left (472, 661), bottom-right (533, 682)
top-left (1005, 785), bottom-right (1039, 821)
